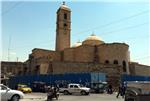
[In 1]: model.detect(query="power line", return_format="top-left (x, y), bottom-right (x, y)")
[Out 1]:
top-left (76, 10), bottom-right (149, 35)
top-left (101, 22), bottom-right (148, 35)
top-left (8, 36), bottom-right (11, 61)
top-left (73, 22), bottom-right (149, 42)
top-left (2, 2), bottom-right (23, 16)
top-left (121, 35), bottom-right (150, 42)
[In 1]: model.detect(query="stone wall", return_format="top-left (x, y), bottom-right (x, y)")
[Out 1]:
top-left (1, 61), bottom-right (24, 75)
top-left (98, 43), bottom-right (130, 74)
top-left (74, 45), bottom-right (94, 62)
top-left (63, 43), bottom-right (130, 73)
top-left (129, 62), bottom-right (150, 76)
top-left (56, 7), bottom-right (71, 51)
top-left (32, 48), bottom-right (61, 61)
top-left (52, 62), bottom-right (122, 87)
top-left (64, 48), bottom-right (74, 62)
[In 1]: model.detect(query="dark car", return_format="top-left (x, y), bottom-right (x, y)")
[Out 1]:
top-left (90, 82), bottom-right (107, 93)
top-left (32, 81), bottom-right (47, 92)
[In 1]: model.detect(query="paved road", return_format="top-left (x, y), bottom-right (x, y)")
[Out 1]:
top-left (20, 93), bottom-right (124, 101)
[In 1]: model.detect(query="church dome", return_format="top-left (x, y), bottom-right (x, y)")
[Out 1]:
top-left (72, 41), bottom-right (82, 48)
top-left (59, 2), bottom-right (71, 11)
top-left (82, 34), bottom-right (104, 46)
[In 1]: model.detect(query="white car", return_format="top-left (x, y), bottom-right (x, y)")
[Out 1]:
top-left (60, 83), bottom-right (90, 95)
top-left (0, 84), bottom-right (24, 101)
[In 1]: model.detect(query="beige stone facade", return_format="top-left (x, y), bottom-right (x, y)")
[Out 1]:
top-left (26, 3), bottom-right (130, 78)
top-left (56, 3), bottom-right (71, 51)
top-left (129, 62), bottom-right (150, 76)
top-left (28, 41), bottom-right (130, 74)
top-left (52, 62), bottom-right (122, 87)
top-left (1, 61), bottom-right (24, 76)
top-left (1, 2), bottom-right (150, 88)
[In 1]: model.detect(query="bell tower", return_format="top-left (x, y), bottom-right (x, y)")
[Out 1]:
top-left (56, 2), bottom-right (71, 51)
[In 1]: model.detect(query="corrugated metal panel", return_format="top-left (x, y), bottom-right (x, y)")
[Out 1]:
top-left (91, 72), bottom-right (106, 82)
top-left (121, 74), bottom-right (150, 82)
top-left (8, 72), bottom-right (106, 88)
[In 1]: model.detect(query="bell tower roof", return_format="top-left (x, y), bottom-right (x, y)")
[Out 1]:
top-left (57, 1), bottom-right (71, 12)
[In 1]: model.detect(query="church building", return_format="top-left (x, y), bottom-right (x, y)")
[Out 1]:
top-left (25, 2), bottom-right (131, 86)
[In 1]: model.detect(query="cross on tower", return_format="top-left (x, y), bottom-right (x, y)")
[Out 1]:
top-left (62, 1), bottom-right (65, 5)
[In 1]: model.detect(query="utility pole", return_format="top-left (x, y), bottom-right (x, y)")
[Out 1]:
top-left (17, 57), bottom-right (19, 62)
top-left (8, 36), bottom-right (11, 61)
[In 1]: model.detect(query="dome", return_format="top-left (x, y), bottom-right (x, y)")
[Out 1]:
top-left (72, 41), bottom-right (82, 48)
top-left (82, 34), bottom-right (104, 46)
top-left (58, 2), bottom-right (71, 11)
top-left (85, 34), bottom-right (102, 41)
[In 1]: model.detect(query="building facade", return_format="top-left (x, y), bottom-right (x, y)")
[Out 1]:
top-left (1, 61), bottom-right (24, 76)
top-left (2, 2), bottom-right (149, 87)
top-left (129, 62), bottom-right (150, 76)
top-left (23, 2), bottom-right (133, 87)
top-left (56, 2), bottom-right (71, 51)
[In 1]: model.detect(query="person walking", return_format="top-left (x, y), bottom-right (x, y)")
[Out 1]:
top-left (53, 86), bottom-right (59, 100)
top-left (116, 85), bottom-right (122, 98)
top-left (107, 84), bottom-right (113, 94)
top-left (121, 85), bottom-right (126, 98)
top-left (116, 84), bottom-right (126, 98)
top-left (47, 86), bottom-right (53, 101)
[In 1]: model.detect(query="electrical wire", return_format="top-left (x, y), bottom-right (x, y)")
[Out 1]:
top-left (76, 10), bottom-right (149, 35)
top-left (101, 22), bottom-right (148, 35)
top-left (2, 2), bottom-right (23, 16)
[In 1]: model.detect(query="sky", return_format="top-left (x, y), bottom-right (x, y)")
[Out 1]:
top-left (1, 0), bottom-right (150, 66)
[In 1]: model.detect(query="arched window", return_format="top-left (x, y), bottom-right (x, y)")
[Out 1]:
top-left (122, 61), bottom-right (127, 72)
top-left (64, 13), bottom-right (67, 19)
top-left (64, 23), bottom-right (67, 27)
top-left (105, 60), bottom-right (109, 64)
top-left (35, 65), bottom-right (40, 74)
top-left (114, 60), bottom-right (118, 64)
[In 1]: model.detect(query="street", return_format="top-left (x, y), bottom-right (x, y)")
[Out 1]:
top-left (20, 93), bottom-right (124, 101)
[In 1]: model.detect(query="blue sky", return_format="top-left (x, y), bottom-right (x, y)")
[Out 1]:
top-left (1, 0), bottom-right (150, 66)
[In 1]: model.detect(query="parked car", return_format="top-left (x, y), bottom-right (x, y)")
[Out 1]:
top-left (0, 84), bottom-right (24, 101)
top-left (90, 82), bottom-right (107, 93)
top-left (32, 81), bottom-right (47, 92)
top-left (17, 84), bottom-right (32, 93)
top-left (59, 83), bottom-right (90, 95)
top-left (124, 81), bottom-right (150, 101)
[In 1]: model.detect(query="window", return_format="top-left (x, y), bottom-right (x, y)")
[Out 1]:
top-left (74, 85), bottom-right (79, 88)
top-left (35, 65), bottom-right (40, 74)
top-left (64, 23), bottom-right (67, 27)
top-left (0, 85), bottom-right (7, 90)
top-left (64, 13), bottom-right (67, 19)
top-left (105, 60), bottom-right (109, 64)
top-left (70, 85), bottom-right (73, 88)
top-left (114, 60), bottom-right (118, 64)
top-left (123, 61), bottom-right (127, 72)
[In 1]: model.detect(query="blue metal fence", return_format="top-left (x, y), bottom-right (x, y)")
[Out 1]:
top-left (8, 73), bottom-right (106, 89)
top-left (121, 74), bottom-right (150, 82)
